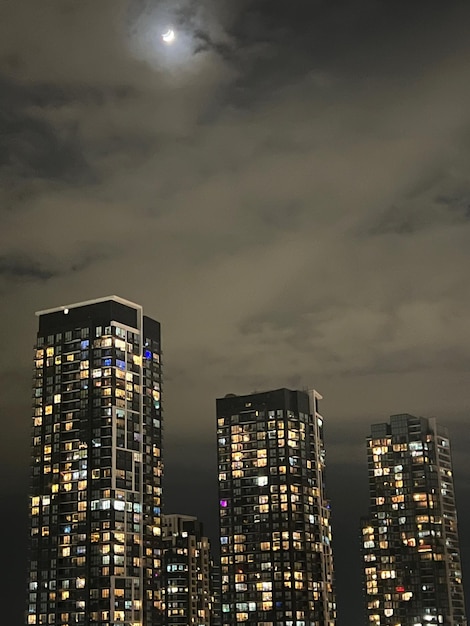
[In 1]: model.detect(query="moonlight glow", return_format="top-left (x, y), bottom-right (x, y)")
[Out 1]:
top-left (162, 29), bottom-right (175, 44)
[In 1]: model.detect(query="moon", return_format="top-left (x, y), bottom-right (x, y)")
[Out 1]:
top-left (162, 29), bottom-right (175, 44)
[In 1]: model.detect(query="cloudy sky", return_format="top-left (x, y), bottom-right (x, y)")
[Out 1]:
top-left (1, 0), bottom-right (469, 622)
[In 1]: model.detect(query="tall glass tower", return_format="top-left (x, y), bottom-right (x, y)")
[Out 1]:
top-left (216, 388), bottom-right (336, 626)
top-left (362, 414), bottom-right (467, 626)
top-left (26, 296), bottom-right (163, 626)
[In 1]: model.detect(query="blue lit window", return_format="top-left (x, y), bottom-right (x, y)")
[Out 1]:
top-left (80, 340), bottom-right (89, 349)
top-left (103, 358), bottom-right (112, 367)
top-left (144, 349), bottom-right (152, 360)
top-left (116, 359), bottom-right (126, 370)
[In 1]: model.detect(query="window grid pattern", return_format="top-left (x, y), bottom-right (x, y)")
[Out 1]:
top-left (27, 301), bottom-right (162, 626)
top-left (362, 414), bottom-right (466, 626)
top-left (217, 389), bottom-right (336, 626)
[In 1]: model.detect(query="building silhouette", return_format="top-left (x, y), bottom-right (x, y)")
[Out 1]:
top-left (162, 514), bottom-right (213, 626)
top-left (362, 414), bottom-right (467, 626)
top-left (216, 388), bottom-right (336, 626)
top-left (26, 296), bottom-right (163, 626)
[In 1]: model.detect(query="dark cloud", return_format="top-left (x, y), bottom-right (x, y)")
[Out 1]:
top-left (0, 255), bottom-right (56, 281)
top-left (227, 0), bottom-right (470, 98)
top-left (0, 77), bottom-right (95, 184)
top-left (368, 191), bottom-right (470, 236)
top-left (1, 0), bottom-right (470, 623)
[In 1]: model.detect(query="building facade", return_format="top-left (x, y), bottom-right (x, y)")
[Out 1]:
top-left (26, 296), bottom-right (163, 626)
top-left (362, 414), bottom-right (467, 626)
top-left (216, 388), bottom-right (336, 626)
top-left (162, 514), bottom-right (213, 626)
top-left (210, 562), bottom-right (222, 626)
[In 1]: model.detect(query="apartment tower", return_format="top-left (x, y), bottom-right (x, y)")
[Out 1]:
top-left (162, 514), bottom-right (213, 626)
top-left (362, 414), bottom-right (466, 626)
top-left (26, 296), bottom-right (163, 626)
top-left (216, 388), bottom-right (336, 626)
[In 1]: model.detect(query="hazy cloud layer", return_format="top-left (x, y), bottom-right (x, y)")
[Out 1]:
top-left (1, 0), bottom-right (470, 434)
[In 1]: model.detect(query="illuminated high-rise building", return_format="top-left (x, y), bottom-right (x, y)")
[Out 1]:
top-left (162, 514), bottom-right (213, 626)
top-left (362, 414), bottom-right (467, 626)
top-left (26, 296), bottom-right (163, 626)
top-left (216, 388), bottom-right (336, 626)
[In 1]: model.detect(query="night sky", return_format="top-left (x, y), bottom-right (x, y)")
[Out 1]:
top-left (1, 1), bottom-right (469, 624)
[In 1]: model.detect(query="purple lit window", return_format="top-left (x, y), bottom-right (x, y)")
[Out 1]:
top-left (220, 499), bottom-right (228, 508)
